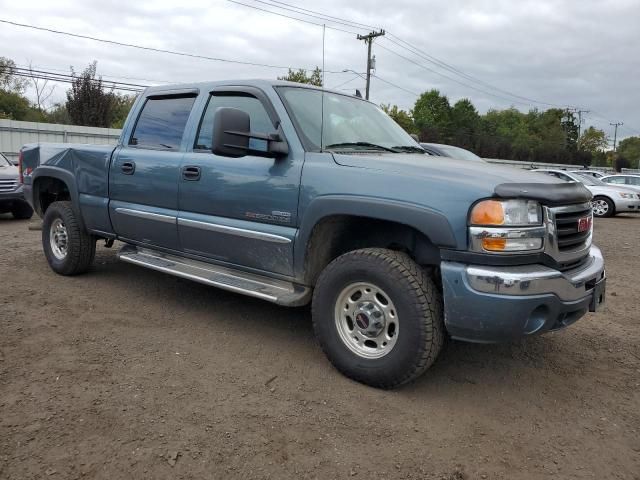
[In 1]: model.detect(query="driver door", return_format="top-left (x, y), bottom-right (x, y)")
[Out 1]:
top-left (177, 88), bottom-right (302, 276)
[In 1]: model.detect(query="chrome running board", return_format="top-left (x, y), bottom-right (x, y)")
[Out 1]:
top-left (117, 245), bottom-right (311, 306)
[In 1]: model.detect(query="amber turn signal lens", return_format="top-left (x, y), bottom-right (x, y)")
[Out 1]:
top-left (481, 237), bottom-right (507, 251)
top-left (470, 200), bottom-right (505, 226)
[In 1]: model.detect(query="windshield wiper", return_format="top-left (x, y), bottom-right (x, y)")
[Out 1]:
top-left (324, 142), bottom-right (400, 153)
top-left (391, 145), bottom-right (426, 153)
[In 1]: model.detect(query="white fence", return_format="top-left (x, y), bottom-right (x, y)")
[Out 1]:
top-left (0, 119), bottom-right (122, 163)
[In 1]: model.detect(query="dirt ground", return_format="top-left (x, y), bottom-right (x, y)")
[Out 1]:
top-left (0, 213), bottom-right (638, 480)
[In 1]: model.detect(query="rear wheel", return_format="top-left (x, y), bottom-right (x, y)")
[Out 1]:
top-left (592, 196), bottom-right (614, 217)
top-left (42, 201), bottom-right (96, 275)
top-left (312, 248), bottom-right (444, 389)
top-left (11, 201), bottom-right (33, 219)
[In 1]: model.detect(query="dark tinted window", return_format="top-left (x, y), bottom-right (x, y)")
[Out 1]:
top-left (130, 95), bottom-right (196, 149)
top-left (196, 94), bottom-right (274, 150)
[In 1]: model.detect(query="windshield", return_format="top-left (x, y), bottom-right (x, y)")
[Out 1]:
top-left (277, 87), bottom-right (421, 152)
top-left (437, 145), bottom-right (484, 162)
top-left (572, 172), bottom-right (606, 186)
top-left (0, 153), bottom-right (11, 167)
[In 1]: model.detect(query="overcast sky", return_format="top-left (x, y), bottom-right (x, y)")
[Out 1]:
top-left (1, 0), bottom-right (638, 141)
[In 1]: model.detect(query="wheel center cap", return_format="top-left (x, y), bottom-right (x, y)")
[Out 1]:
top-left (354, 302), bottom-right (385, 337)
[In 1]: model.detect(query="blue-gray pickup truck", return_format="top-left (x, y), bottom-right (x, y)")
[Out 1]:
top-left (19, 80), bottom-right (606, 388)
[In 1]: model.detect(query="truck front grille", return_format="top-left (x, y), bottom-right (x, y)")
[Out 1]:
top-left (554, 206), bottom-right (593, 251)
top-left (544, 203), bottom-right (593, 268)
top-left (0, 179), bottom-right (18, 192)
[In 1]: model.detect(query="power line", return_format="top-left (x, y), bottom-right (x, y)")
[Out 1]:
top-left (15, 63), bottom-right (172, 86)
top-left (233, 0), bottom-right (596, 112)
top-left (0, 18), bottom-right (316, 72)
top-left (225, 0), bottom-right (360, 36)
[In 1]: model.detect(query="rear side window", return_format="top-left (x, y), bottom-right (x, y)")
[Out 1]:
top-left (628, 177), bottom-right (640, 185)
top-left (605, 176), bottom-right (625, 184)
top-left (130, 95), bottom-right (197, 149)
top-left (195, 94), bottom-right (274, 150)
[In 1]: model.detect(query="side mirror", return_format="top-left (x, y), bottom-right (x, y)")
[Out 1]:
top-left (211, 107), bottom-right (288, 158)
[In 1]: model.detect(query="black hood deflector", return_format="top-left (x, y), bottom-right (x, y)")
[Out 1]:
top-left (494, 182), bottom-right (592, 206)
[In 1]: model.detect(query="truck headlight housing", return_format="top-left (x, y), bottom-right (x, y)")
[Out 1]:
top-left (469, 199), bottom-right (545, 253)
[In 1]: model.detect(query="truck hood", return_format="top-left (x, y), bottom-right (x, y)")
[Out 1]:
top-left (332, 153), bottom-right (592, 206)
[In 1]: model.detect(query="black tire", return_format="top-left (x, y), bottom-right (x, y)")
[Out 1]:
top-left (592, 196), bottom-right (615, 218)
top-left (312, 248), bottom-right (444, 389)
top-left (42, 201), bottom-right (96, 275)
top-left (11, 201), bottom-right (34, 220)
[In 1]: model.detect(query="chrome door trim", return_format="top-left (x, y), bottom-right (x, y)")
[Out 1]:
top-left (115, 208), bottom-right (176, 224)
top-left (177, 218), bottom-right (291, 244)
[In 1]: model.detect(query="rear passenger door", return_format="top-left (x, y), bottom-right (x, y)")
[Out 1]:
top-left (109, 93), bottom-right (197, 250)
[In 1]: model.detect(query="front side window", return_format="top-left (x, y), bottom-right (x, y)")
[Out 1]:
top-left (277, 87), bottom-right (419, 152)
top-left (196, 94), bottom-right (275, 150)
top-left (130, 95), bottom-right (196, 149)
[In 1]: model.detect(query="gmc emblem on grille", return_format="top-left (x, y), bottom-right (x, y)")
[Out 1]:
top-left (577, 216), bottom-right (592, 233)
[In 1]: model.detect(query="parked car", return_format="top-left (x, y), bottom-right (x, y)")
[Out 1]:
top-left (420, 143), bottom-right (485, 162)
top-left (533, 168), bottom-right (640, 217)
top-left (571, 170), bottom-right (606, 179)
top-left (600, 174), bottom-right (640, 193)
top-left (0, 152), bottom-right (34, 219)
top-left (20, 80), bottom-right (606, 388)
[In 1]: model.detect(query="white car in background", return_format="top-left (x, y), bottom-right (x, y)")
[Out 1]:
top-left (600, 174), bottom-right (640, 194)
top-left (533, 169), bottom-right (640, 217)
top-left (571, 170), bottom-right (607, 179)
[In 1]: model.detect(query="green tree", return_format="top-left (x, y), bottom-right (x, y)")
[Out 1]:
top-left (0, 57), bottom-right (28, 93)
top-left (0, 90), bottom-right (31, 119)
top-left (578, 126), bottom-right (608, 154)
top-left (412, 89), bottom-right (452, 142)
top-left (278, 67), bottom-right (322, 86)
top-left (380, 104), bottom-right (416, 134)
top-left (66, 62), bottom-right (115, 127)
top-left (617, 136), bottom-right (640, 168)
top-left (449, 98), bottom-right (480, 149)
top-left (110, 94), bottom-right (137, 128)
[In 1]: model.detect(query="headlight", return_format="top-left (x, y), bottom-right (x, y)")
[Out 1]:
top-left (618, 192), bottom-right (635, 199)
top-left (470, 199), bottom-right (542, 226)
top-left (469, 199), bottom-right (545, 253)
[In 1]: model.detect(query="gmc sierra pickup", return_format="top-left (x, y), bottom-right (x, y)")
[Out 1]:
top-left (20, 80), bottom-right (606, 388)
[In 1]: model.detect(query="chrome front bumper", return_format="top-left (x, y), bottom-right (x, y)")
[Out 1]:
top-left (441, 245), bottom-right (606, 343)
top-left (466, 245), bottom-right (605, 302)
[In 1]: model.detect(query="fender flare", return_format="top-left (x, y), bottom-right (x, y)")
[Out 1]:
top-left (294, 195), bottom-right (457, 278)
top-left (31, 166), bottom-right (85, 230)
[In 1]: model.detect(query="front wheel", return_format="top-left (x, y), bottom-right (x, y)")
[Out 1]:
top-left (312, 248), bottom-right (444, 389)
top-left (42, 201), bottom-right (96, 275)
top-left (592, 196), bottom-right (614, 218)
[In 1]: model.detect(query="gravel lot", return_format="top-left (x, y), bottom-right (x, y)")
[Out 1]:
top-left (1, 213), bottom-right (639, 480)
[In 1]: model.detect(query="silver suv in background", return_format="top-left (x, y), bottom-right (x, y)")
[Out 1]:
top-left (0, 152), bottom-right (33, 219)
top-left (533, 168), bottom-right (640, 217)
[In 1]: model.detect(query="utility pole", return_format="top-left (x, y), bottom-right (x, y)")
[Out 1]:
top-left (575, 109), bottom-right (590, 139)
top-left (357, 29), bottom-right (385, 100)
top-left (610, 122), bottom-right (623, 151)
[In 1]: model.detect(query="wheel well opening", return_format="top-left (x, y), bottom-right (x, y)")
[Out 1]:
top-left (34, 177), bottom-right (71, 216)
top-left (303, 215), bottom-right (440, 285)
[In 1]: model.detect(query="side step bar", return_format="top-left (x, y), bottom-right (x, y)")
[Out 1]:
top-left (117, 245), bottom-right (311, 307)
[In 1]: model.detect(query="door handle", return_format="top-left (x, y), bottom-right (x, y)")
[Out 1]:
top-left (121, 161), bottom-right (136, 175)
top-left (182, 166), bottom-right (201, 181)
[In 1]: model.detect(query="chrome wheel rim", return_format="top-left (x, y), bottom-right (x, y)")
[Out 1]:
top-left (592, 199), bottom-right (609, 217)
top-left (49, 218), bottom-right (68, 260)
top-left (334, 282), bottom-right (399, 359)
